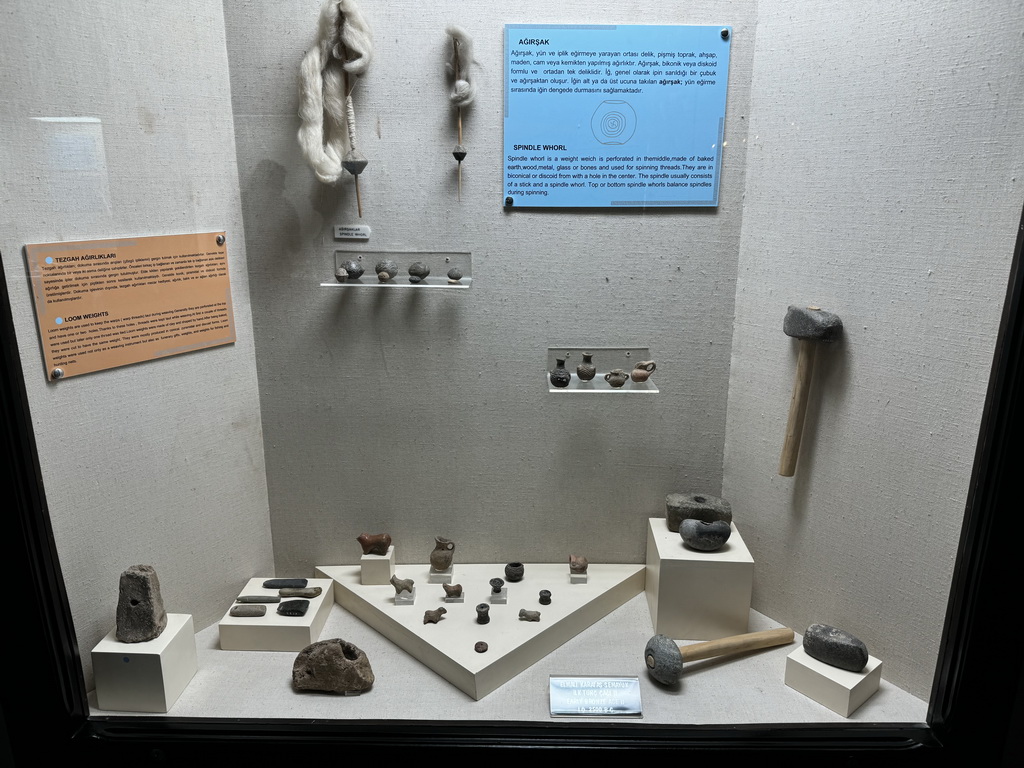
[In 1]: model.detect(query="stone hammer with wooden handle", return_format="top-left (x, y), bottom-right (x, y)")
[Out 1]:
top-left (645, 628), bottom-right (795, 685)
top-left (779, 305), bottom-right (843, 477)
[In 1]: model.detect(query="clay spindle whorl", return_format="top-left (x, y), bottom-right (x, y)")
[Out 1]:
top-left (446, 26), bottom-right (476, 201)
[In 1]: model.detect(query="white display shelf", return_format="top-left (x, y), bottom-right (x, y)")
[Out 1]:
top-left (546, 346), bottom-right (659, 393)
top-left (315, 562), bottom-right (645, 700)
top-left (217, 577), bottom-right (334, 651)
top-left (324, 250), bottom-right (472, 289)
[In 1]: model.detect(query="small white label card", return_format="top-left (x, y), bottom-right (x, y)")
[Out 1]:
top-left (549, 676), bottom-right (642, 717)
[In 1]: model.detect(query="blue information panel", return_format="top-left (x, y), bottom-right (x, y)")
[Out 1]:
top-left (504, 24), bottom-right (731, 208)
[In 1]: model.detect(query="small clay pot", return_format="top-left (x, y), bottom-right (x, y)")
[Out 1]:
top-left (631, 360), bottom-right (656, 383)
top-left (476, 604), bottom-right (490, 624)
top-left (538, 590), bottom-right (552, 605)
top-left (550, 358), bottom-right (572, 388)
top-left (408, 261), bottom-right (430, 283)
top-left (604, 369), bottom-right (629, 388)
top-left (576, 353), bottom-right (596, 381)
top-left (489, 577), bottom-right (505, 594)
top-left (504, 562), bottom-right (525, 582)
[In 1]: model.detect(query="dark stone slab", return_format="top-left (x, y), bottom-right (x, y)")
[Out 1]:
top-left (277, 599), bottom-right (310, 616)
top-left (279, 587), bottom-right (322, 598)
top-left (263, 578), bottom-right (308, 589)
top-left (230, 605), bottom-right (267, 617)
top-left (236, 595), bottom-right (281, 603)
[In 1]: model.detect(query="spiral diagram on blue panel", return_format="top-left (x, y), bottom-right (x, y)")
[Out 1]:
top-left (591, 100), bottom-right (637, 145)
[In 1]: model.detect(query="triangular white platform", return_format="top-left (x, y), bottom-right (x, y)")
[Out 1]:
top-left (315, 563), bottom-right (645, 700)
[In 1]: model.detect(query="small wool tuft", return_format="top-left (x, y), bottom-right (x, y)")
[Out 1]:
top-left (445, 25), bottom-right (476, 107)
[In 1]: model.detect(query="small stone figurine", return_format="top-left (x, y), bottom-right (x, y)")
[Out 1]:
top-left (569, 555), bottom-right (589, 575)
top-left (356, 533), bottom-right (392, 556)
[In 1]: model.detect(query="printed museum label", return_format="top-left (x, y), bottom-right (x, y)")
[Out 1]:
top-left (549, 676), bottom-right (642, 717)
top-left (25, 231), bottom-right (235, 380)
top-left (504, 24), bottom-right (731, 208)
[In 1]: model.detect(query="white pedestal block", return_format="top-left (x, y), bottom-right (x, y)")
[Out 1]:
top-left (360, 546), bottom-right (395, 584)
top-left (218, 578), bottom-right (334, 651)
top-left (785, 646), bottom-right (882, 717)
top-left (92, 613), bottom-right (197, 712)
top-left (645, 517), bottom-right (754, 640)
top-left (316, 562), bottom-right (645, 700)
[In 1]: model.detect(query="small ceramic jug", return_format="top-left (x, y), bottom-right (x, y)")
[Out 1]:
top-left (604, 368), bottom-right (629, 388)
top-left (429, 536), bottom-right (455, 571)
top-left (631, 360), bottom-right (657, 383)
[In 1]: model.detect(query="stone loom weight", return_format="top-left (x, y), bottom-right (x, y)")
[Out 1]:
top-left (644, 628), bottom-right (795, 686)
top-left (779, 305), bottom-right (843, 476)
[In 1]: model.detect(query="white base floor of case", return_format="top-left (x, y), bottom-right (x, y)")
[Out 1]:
top-left (88, 597), bottom-right (927, 725)
top-left (217, 578), bottom-right (334, 651)
top-left (315, 563), bottom-right (645, 700)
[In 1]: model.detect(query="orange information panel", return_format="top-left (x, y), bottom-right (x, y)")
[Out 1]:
top-left (25, 231), bottom-right (236, 380)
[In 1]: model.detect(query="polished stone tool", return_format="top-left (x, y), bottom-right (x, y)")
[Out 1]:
top-left (277, 599), bottom-right (310, 616)
top-left (803, 623), bottom-right (869, 672)
top-left (645, 628), bottom-right (795, 686)
top-left (263, 578), bottom-right (307, 589)
top-left (779, 305), bottom-right (843, 476)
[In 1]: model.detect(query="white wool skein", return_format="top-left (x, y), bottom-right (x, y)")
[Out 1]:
top-left (298, 0), bottom-right (373, 185)
top-left (445, 25), bottom-right (476, 108)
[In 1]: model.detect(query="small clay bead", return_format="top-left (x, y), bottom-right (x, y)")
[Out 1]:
top-left (475, 641), bottom-right (488, 653)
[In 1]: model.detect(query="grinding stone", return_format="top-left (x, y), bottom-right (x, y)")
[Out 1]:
top-left (230, 604), bottom-right (267, 617)
top-left (277, 599), bottom-right (310, 616)
top-left (293, 639), bottom-right (374, 694)
top-left (263, 578), bottom-right (308, 589)
top-left (803, 623), bottom-right (869, 672)
top-left (665, 493), bottom-right (733, 532)
top-left (115, 565), bottom-right (168, 643)
top-left (680, 519), bottom-right (732, 551)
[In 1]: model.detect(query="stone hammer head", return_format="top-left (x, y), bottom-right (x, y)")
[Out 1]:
top-left (783, 305), bottom-right (842, 342)
top-left (645, 634), bottom-right (683, 685)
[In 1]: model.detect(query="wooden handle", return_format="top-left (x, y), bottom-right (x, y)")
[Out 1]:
top-left (677, 628), bottom-right (794, 663)
top-left (779, 340), bottom-right (816, 476)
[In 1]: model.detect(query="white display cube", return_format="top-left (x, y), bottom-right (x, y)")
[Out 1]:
top-left (645, 517), bottom-right (754, 640)
top-left (785, 645), bottom-right (882, 717)
top-left (360, 546), bottom-right (396, 584)
top-left (92, 613), bottom-right (198, 712)
top-left (218, 578), bottom-right (334, 651)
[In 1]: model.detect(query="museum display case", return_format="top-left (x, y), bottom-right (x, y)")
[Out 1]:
top-left (2, 1), bottom-right (1022, 762)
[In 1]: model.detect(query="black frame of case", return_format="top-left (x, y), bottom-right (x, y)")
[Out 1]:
top-left (2, 206), bottom-right (1023, 763)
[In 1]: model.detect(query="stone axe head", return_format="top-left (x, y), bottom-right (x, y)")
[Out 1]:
top-left (644, 628), bottom-right (795, 686)
top-left (779, 305), bottom-right (843, 476)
